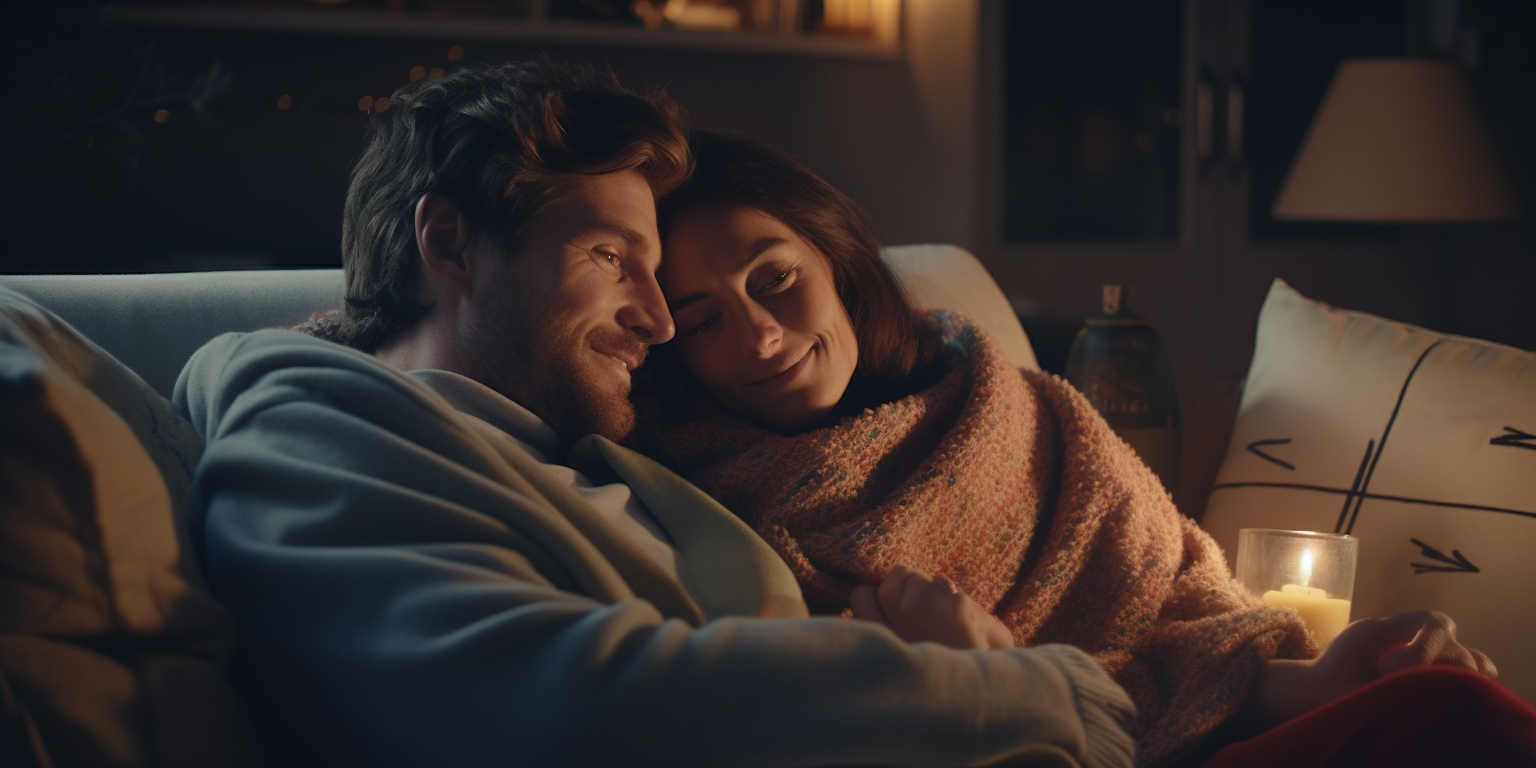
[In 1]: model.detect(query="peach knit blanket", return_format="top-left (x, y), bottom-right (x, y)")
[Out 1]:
top-left (632, 312), bottom-right (1314, 767)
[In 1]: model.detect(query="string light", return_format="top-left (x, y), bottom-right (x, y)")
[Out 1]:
top-left (277, 94), bottom-right (293, 110)
top-left (154, 109), bottom-right (170, 123)
top-left (447, 45), bottom-right (464, 61)
top-left (375, 96), bottom-right (391, 112)
top-left (429, 67), bottom-right (445, 79)
top-left (409, 65), bottom-right (425, 81)
top-left (358, 95), bottom-right (374, 111)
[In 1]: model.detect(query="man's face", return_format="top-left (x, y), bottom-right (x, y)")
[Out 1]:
top-left (463, 170), bottom-right (673, 442)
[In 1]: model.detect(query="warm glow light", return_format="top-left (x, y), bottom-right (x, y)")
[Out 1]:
top-left (375, 96), bottom-right (391, 113)
top-left (848, 0), bottom-right (871, 29)
top-left (277, 94), bottom-right (293, 110)
top-left (662, 0), bottom-right (740, 31)
top-left (447, 45), bottom-right (464, 61)
top-left (154, 109), bottom-right (170, 123)
top-left (1300, 547), bottom-right (1314, 587)
top-left (429, 67), bottom-right (445, 79)
top-left (823, 0), bottom-right (873, 31)
top-left (358, 95), bottom-right (374, 111)
top-left (409, 65), bottom-right (425, 81)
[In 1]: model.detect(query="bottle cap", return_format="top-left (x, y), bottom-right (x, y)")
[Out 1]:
top-left (1102, 284), bottom-right (1129, 315)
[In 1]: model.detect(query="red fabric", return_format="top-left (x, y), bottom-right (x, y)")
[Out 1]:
top-left (1196, 666), bottom-right (1536, 768)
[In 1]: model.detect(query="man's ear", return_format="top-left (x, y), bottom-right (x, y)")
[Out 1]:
top-left (414, 193), bottom-right (475, 298)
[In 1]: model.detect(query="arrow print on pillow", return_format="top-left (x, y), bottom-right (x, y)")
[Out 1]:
top-left (1409, 538), bottom-right (1481, 575)
top-left (1246, 438), bottom-right (1296, 470)
top-left (1490, 426), bottom-right (1536, 451)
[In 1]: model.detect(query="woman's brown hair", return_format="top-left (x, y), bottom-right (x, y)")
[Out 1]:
top-left (658, 130), bottom-right (941, 411)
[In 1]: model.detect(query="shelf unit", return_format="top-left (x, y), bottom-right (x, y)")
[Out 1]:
top-left (103, 4), bottom-right (904, 60)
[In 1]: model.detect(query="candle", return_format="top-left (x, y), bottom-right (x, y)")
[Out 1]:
top-left (1261, 547), bottom-right (1352, 646)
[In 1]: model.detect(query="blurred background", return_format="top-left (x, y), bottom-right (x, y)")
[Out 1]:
top-left (3, 0), bottom-right (1533, 507)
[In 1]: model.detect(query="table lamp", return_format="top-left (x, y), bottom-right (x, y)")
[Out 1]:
top-left (1273, 57), bottom-right (1522, 222)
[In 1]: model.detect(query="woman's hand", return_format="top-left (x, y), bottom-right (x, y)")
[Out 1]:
top-left (848, 564), bottom-right (1015, 650)
top-left (1240, 610), bottom-right (1498, 733)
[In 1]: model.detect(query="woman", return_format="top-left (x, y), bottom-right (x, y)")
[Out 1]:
top-left (630, 131), bottom-right (1530, 768)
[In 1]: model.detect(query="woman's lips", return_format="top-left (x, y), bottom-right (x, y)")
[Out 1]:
top-left (751, 346), bottom-right (813, 388)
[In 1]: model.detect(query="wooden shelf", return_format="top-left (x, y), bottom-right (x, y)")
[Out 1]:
top-left (103, 6), bottom-right (904, 60)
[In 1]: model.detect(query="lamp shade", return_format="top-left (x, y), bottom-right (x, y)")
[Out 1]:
top-left (1273, 58), bottom-right (1522, 222)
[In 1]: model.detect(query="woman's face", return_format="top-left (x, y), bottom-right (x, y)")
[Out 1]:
top-left (660, 204), bottom-right (859, 433)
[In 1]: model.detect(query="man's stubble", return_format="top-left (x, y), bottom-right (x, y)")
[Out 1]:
top-left (464, 286), bottom-right (644, 444)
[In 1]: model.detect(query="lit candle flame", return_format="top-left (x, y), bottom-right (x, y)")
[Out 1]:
top-left (1300, 547), bottom-right (1314, 587)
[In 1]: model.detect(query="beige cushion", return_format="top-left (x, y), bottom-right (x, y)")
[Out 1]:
top-left (1201, 279), bottom-right (1536, 703)
top-left (0, 288), bottom-right (263, 767)
top-left (881, 244), bottom-right (1040, 371)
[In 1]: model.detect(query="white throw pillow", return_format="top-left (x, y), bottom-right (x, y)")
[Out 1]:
top-left (880, 244), bottom-right (1040, 372)
top-left (1202, 279), bottom-right (1536, 703)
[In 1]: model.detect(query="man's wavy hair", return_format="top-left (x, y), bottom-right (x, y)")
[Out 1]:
top-left (657, 130), bottom-right (941, 412)
top-left (338, 58), bottom-right (691, 352)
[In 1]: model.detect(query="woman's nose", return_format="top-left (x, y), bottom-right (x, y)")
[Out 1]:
top-left (742, 302), bottom-right (782, 358)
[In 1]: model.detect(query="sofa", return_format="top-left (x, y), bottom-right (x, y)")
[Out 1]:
top-left (2, 243), bottom-right (1531, 766)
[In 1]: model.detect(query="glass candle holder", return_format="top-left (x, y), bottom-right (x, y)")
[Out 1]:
top-left (1235, 529), bottom-right (1358, 648)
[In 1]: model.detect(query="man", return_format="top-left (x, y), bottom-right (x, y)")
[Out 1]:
top-left (178, 60), bottom-right (1137, 767)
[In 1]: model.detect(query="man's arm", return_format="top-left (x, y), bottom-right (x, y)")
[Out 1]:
top-left (177, 330), bottom-right (1134, 768)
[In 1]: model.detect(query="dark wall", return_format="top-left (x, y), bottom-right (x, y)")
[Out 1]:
top-left (1442, 0), bottom-right (1536, 352)
top-left (6, 2), bottom-right (1532, 360)
top-left (3, 4), bottom-right (947, 273)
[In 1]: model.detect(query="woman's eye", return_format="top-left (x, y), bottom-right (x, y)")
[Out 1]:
top-left (683, 314), bottom-right (720, 337)
top-left (758, 268), bottom-right (794, 293)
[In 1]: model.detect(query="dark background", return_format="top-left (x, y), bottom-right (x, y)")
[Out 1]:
top-left (3, 1), bottom-right (1532, 356)
top-left (4, 0), bottom-right (1532, 518)
top-left (9, 1), bottom-right (1523, 288)
top-left (3, 2), bottom-right (939, 273)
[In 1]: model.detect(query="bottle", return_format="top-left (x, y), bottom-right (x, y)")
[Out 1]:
top-left (1062, 285), bottom-right (1181, 494)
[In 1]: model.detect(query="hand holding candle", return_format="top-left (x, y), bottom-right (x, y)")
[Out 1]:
top-left (1235, 530), bottom-right (1358, 648)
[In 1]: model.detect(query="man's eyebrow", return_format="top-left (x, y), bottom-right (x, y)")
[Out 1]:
top-left (576, 223), bottom-right (651, 247)
top-left (669, 236), bottom-right (788, 312)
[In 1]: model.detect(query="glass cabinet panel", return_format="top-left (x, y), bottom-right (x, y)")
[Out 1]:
top-left (1001, 0), bottom-right (1184, 243)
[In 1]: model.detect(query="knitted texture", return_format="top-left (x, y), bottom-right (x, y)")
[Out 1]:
top-left (631, 312), bottom-right (1315, 767)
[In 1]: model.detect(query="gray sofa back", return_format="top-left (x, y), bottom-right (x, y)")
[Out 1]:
top-left (0, 270), bottom-right (345, 398)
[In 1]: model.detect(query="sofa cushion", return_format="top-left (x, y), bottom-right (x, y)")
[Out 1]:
top-left (1201, 279), bottom-right (1536, 703)
top-left (0, 288), bottom-right (263, 767)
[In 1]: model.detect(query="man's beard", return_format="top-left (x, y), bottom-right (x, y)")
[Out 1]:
top-left (464, 293), bottom-right (645, 444)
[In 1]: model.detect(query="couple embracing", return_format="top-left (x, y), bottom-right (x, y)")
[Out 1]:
top-left (180, 59), bottom-right (1532, 768)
